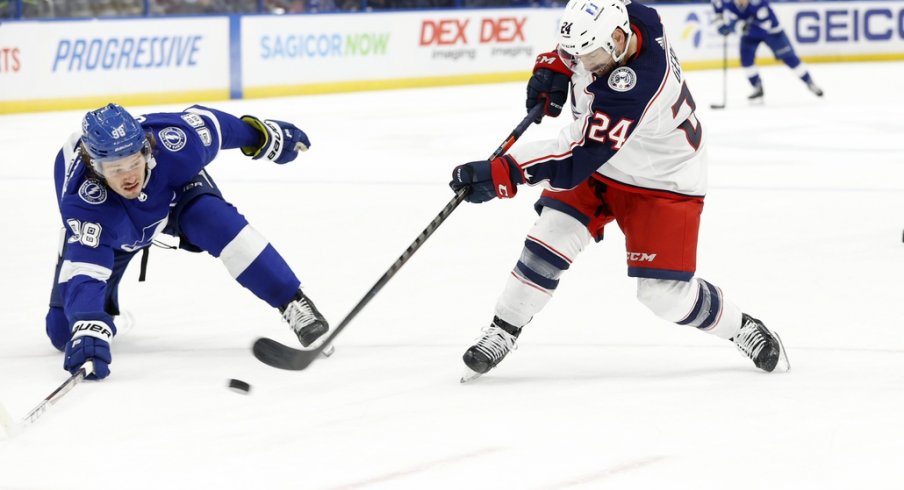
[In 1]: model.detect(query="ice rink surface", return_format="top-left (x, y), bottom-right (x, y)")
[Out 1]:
top-left (1, 61), bottom-right (903, 489)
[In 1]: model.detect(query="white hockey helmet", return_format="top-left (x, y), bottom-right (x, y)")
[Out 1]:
top-left (557, 0), bottom-right (632, 71)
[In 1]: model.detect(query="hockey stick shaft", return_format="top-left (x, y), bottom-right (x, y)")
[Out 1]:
top-left (721, 34), bottom-right (728, 102)
top-left (253, 105), bottom-right (544, 370)
top-left (321, 104), bottom-right (542, 349)
top-left (2, 362), bottom-right (93, 436)
top-left (712, 33), bottom-right (728, 109)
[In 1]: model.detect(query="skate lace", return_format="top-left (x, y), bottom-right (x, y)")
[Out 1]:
top-left (282, 298), bottom-right (317, 332)
top-left (474, 325), bottom-right (518, 362)
top-left (734, 321), bottom-right (766, 360)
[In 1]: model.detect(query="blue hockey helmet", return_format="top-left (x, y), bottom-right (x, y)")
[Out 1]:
top-left (81, 103), bottom-right (148, 164)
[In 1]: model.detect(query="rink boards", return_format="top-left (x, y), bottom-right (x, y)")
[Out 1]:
top-left (1, 0), bottom-right (902, 113)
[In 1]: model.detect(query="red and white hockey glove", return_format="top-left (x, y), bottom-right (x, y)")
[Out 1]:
top-left (450, 156), bottom-right (524, 204)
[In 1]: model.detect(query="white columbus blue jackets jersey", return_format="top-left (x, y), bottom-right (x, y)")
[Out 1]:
top-left (510, 1), bottom-right (707, 197)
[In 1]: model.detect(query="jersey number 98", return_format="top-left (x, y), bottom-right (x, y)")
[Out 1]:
top-left (66, 219), bottom-right (102, 248)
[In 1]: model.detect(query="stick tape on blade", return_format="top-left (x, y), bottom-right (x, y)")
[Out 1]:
top-left (0, 402), bottom-right (20, 438)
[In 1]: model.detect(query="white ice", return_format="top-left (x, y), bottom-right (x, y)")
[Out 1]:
top-left (1, 61), bottom-right (903, 489)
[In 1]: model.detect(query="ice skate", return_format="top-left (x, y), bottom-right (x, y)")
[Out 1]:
top-left (747, 83), bottom-right (764, 103)
top-left (279, 289), bottom-right (329, 350)
top-left (806, 82), bottom-right (824, 97)
top-left (732, 314), bottom-right (790, 372)
top-left (113, 310), bottom-right (135, 336)
top-left (460, 317), bottom-right (521, 383)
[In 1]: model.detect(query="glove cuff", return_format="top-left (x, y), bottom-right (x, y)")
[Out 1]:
top-left (240, 115), bottom-right (283, 160)
top-left (490, 156), bottom-right (523, 199)
top-left (71, 313), bottom-right (116, 343)
top-left (533, 50), bottom-right (572, 77)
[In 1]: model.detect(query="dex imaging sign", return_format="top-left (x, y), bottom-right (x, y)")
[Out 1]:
top-left (418, 16), bottom-right (527, 46)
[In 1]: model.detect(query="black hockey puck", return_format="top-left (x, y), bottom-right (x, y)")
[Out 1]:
top-left (227, 378), bottom-right (251, 394)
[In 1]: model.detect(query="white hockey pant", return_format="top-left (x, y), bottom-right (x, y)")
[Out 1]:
top-left (494, 208), bottom-right (741, 339)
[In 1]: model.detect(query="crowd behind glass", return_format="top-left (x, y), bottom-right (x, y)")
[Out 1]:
top-left (2, 0), bottom-right (568, 17)
top-left (2, 0), bottom-right (706, 18)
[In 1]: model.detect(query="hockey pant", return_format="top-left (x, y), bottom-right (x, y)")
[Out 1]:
top-left (494, 208), bottom-right (742, 339)
top-left (163, 170), bottom-right (301, 308)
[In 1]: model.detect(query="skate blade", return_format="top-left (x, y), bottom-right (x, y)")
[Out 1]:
top-left (773, 332), bottom-right (791, 373)
top-left (460, 368), bottom-right (484, 384)
top-left (320, 343), bottom-right (335, 358)
top-left (114, 310), bottom-right (136, 336)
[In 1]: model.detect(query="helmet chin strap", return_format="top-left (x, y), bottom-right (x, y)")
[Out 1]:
top-left (139, 155), bottom-right (156, 201)
top-left (610, 28), bottom-right (633, 64)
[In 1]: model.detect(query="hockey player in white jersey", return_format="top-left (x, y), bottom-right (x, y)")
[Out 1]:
top-left (450, 0), bottom-right (789, 381)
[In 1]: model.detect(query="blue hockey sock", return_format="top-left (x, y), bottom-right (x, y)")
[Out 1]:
top-left (179, 195), bottom-right (301, 308)
top-left (235, 245), bottom-right (300, 308)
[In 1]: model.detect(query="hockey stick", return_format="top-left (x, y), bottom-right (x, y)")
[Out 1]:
top-left (252, 105), bottom-right (546, 370)
top-left (711, 32), bottom-right (728, 110)
top-left (0, 361), bottom-right (93, 438)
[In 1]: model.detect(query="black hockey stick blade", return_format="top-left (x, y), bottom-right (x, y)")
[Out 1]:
top-left (252, 105), bottom-right (545, 371)
top-left (253, 337), bottom-right (318, 370)
top-left (710, 103), bottom-right (726, 110)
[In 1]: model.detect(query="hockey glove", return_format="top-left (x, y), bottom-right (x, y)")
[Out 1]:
top-left (240, 116), bottom-right (311, 165)
top-left (450, 156), bottom-right (523, 204)
top-left (717, 19), bottom-right (738, 36)
top-left (64, 316), bottom-right (116, 380)
top-left (527, 51), bottom-right (572, 123)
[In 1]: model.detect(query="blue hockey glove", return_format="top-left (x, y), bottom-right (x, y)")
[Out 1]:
top-left (718, 19), bottom-right (737, 36)
top-left (64, 317), bottom-right (115, 380)
top-left (527, 51), bottom-right (572, 123)
top-left (450, 156), bottom-right (523, 204)
top-left (240, 116), bottom-right (311, 165)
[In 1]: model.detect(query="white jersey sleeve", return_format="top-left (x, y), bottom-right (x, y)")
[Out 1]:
top-left (508, 2), bottom-right (708, 197)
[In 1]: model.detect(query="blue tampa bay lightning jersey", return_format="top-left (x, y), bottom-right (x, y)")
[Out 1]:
top-left (52, 105), bottom-right (260, 323)
top-left (713, 0), bottom-right (783, 37)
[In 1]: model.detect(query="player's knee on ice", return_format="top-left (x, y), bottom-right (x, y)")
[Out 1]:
top-left (45, 307), bottom-right (69, 352)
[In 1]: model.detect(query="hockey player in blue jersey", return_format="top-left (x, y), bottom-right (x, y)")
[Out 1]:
top-left (450, 0), bottom-right (790, 381)
top-left (47, 103), bottom-right (330, 380)
top-left (714, 0), bottom-right (823, 101)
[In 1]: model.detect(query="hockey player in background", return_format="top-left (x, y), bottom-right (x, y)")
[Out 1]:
top-left (46, 103), bottom-right (330, 380)
top-left (713, 0), bottom-right (823, 101)
top-left (450, 0), bottom-right (789, 381)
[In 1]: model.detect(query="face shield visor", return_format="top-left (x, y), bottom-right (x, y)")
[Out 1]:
top-left (557, 45), bottom-right (617, 77)
top-left (88, 140), bottom-right (152, 179)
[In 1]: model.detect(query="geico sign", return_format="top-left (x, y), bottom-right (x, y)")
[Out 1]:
top-left (795, 7), bottom-right (904, 43)
top-left (419, 17), bottom-right (526, 46)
